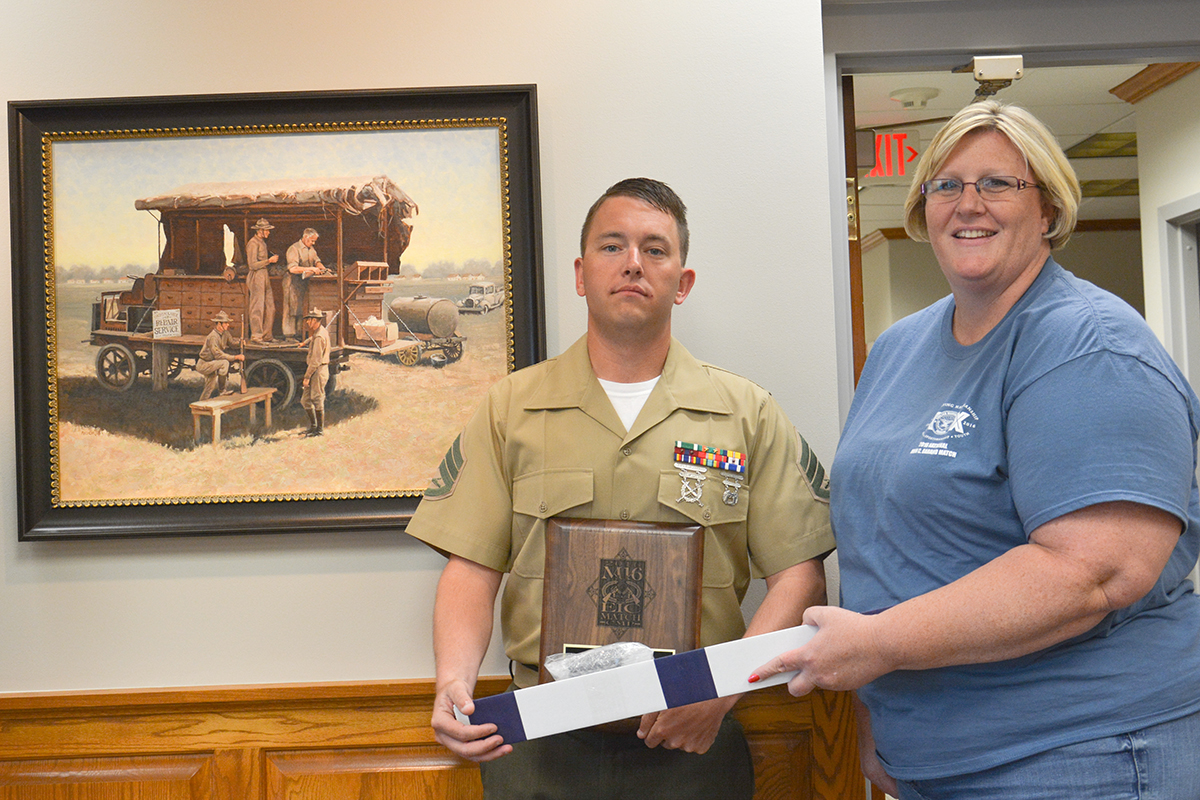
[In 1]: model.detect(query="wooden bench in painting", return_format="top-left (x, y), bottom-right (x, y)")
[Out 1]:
top-left (189, 386), bottom-right (276, 445)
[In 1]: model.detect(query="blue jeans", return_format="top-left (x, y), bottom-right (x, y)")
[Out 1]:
top-left (896, 708), bottom-right (1200, 800)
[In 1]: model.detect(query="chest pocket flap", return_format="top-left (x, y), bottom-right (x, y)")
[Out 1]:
top-left (657, 470), bottom-right (748, 527)
top-left (513, 468), bottom-right (594, 519)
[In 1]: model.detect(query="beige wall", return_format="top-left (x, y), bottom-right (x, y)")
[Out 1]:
top-left (860, 239), bottom-right (893, 349)
top-left (1059, 229), bottom-right (1146, 315)
top-left (3, 0), bottom-right (1196, 698)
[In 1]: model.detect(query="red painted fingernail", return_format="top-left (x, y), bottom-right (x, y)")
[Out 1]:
top-left (748, 674), bottom-right (760, 683)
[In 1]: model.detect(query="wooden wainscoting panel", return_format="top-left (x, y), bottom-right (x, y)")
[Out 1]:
top-left (0, 679), bottom-right (862, 800)
top-left (734, 686), bottom-right (865, 800)
top-left (746, 732), bottom-right (815, 800)
top-left (213, 748), bottom-right (260, 800)
top-left (265, 745), bottom-right (481, 799)
top-left (0, 752), bottom-right (215, 800)
top-left (809, 687), bottom-right (865, 798)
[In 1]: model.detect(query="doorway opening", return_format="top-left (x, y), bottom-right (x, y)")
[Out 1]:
top-left (845, 62), bottom-right (1148, 371)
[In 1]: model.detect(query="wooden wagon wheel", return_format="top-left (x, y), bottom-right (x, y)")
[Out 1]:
top-left (94, 343), bottom-right (139, 391)
top-left (397, 343), bottom-right (422, 367)
top-left (245, 357), bottom-right (297, 409)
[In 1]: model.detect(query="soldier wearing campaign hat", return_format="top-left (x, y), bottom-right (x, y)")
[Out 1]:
top-left (299, 307), bottom-right (330, 436)
top-left (246, 218), bottom-right (278, 343)
top-left (196, 310), bottom-right (244, 401)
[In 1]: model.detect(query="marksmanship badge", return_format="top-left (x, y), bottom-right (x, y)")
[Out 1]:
top-left (722, 475), bottom-right (744, 506)
top-left (675, 463), bottom-right (708, 505)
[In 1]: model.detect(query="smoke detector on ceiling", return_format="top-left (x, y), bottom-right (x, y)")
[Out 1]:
top-left (889, 87), bottom-right (940, 110)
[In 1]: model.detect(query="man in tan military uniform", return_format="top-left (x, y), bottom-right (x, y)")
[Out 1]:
top-left (299, 307), bottom-right (330, 437)
top-left (245, 218), bottom-right (278, 343)
top-left (407, 178), bottom-right (833, 800)
top-left (195, 310), bottom-right (244, 400)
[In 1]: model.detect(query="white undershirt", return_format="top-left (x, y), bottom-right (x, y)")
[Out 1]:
top-left (598, 376), bottom-right (660, 431)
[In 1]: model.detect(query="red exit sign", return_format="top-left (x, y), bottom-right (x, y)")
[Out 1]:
top-left (865, 130), bottom-right (920, 179)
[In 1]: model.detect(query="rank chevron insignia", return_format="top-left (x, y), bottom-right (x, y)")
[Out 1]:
top-left (796, 430), bottom-right (830, 503)
top-left (425, 433), bottom-right (465, 499)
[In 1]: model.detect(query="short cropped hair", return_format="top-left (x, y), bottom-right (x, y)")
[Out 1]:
top-left (580, 177), bottom-right (690, 265)
top-left (303, 228), bottom-right (320, 239)
top-left (903, 100), bottom-right (1081, 250)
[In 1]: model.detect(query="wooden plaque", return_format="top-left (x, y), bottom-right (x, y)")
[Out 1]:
top-left (539, 517), bottom-right (704, 684)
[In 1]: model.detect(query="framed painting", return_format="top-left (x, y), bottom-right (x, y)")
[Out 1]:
top-left (9, 85), bottom-right (545, 539)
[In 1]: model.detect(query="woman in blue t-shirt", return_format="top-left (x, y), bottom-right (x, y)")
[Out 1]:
top-left (752, 101), bottom-right (1200, 799)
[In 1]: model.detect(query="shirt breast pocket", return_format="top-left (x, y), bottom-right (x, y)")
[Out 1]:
top-left (510, 468), bottom-right (594, 580)
top-left (656, 470), bottom-right (747, 589)
top-left (512, 468), bottom-right (595, 519)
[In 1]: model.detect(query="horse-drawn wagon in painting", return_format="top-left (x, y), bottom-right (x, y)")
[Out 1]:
top-left (88, 175), bottom-right (418, 408)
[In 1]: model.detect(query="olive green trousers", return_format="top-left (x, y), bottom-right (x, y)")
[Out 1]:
top-left (480, 714), bottom-right (754, 800)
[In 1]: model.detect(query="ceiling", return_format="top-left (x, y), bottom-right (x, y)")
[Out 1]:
top-left (851, 62), bottom-right (1147, 235)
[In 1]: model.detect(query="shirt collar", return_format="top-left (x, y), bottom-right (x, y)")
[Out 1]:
top-left (524, 335), bottom-right (732, 439)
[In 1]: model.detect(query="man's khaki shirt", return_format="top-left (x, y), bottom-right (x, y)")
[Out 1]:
top-left (198, 328), bottom-right (237, 363)
top-left (286, 241), bottom-right (323, 272)
top-left (246, 235), bottom-right (272, 272)
top-left (408, 335), bottom-right (833, 684)
top-left (304, 325), bottom-right (330, 379)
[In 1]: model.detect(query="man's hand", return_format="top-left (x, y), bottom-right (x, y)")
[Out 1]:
top-left (636, 694), bottom-right (738, 753)
top-left (431, 556), bottom-right (506, 761)
top-left (430, 678), bottom-right (512, 763)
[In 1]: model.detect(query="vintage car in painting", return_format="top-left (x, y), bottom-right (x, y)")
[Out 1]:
top-left (456, 280), bottom-right (503, 313)
top-left (89, 176), bottom-right (420, 408)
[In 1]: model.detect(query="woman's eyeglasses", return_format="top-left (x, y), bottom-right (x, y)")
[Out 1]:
top-left (920, 176), bottom-right (1042, 203)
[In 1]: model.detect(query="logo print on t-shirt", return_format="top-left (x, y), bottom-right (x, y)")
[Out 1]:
top-left (926, 409), bottom-right (971, 438)
top-left (912, 403), bottom-right (977, 457)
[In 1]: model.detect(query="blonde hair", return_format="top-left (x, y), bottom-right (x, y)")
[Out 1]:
top-left (902, 100), bottom-right (1081, 250)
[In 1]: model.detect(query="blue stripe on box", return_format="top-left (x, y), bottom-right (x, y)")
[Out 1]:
top-left (470, 691), bottom-right (528, 744)
top-left (655, 648), bottom-right (718, 708)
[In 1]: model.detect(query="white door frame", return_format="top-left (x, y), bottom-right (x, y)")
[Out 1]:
top-left (1158, 192), bottom-right (1200, 385)
top-left (1157, 193), bottom-right (1200, 585)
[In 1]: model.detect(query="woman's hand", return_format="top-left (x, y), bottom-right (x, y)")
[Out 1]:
top-left (750, 605), bottom-right (891, 695)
